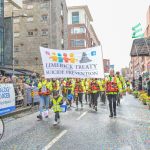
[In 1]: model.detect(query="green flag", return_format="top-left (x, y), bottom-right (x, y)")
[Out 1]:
top-left (132, 23), bottom-right (144, 39)
top-left (132, 33), bottom-right (144, 39)
top-left (132, 23), bottom-right (141, 31)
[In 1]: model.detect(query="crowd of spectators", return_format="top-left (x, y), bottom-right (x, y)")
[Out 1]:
top-left (0, 73), bottom-right (40, 107)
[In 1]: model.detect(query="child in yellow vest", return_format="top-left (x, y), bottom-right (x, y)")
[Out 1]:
top-left (50, 91), bottom-right (63, 125)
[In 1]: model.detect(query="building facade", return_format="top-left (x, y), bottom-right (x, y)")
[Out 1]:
top-left (0, 0), bottom-right (4, 65)
top-left (5, 0), bottom-right (68, 73)
top-left (144, 6), bottom-right (150, 38)
top-left (129, 38), bottom-right (150, 79)
top-left (68, 5), bottom-right (100, 50)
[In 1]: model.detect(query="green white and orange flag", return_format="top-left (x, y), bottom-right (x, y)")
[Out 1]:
top-left (132, 23), bottom-right (144, 38)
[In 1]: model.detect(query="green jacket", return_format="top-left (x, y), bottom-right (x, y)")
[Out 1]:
top-left (51, 96), bottom-right (63, 112)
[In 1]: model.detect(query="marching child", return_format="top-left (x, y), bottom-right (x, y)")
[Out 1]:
top-left (50, 91), bottom-right (63, 125)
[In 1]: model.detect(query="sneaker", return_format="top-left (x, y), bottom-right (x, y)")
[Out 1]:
top-left (114, 113), bottom-right (117, 118)
top-left (53, 121), bottom-right (58, 125)
top-left (109, 114), bottom-right (113, 118)
top-left (57, 119), bottom-right (60, 123)
top-left (45, 115), bottom-right (48, 118)
top-left (95, 106), bottom-right (97, 111)
top-left (75, 107), bottom-right (78, 111)
top-left (37, 115), bottom-right (42, 120)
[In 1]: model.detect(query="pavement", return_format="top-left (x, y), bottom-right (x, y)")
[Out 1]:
top-left (0, 94), bottom-right (150, 150)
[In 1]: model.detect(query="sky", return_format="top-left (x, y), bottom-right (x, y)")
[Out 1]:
top-left (66, 0), bottom-right (150, 71)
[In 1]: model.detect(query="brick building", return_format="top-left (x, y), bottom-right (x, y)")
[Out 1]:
top-left (4, 0), bottom-right (68, 73)
top-left (68, 5), bottom-right (100, 50)
top-left (130, 38), bottom-right (150, 79)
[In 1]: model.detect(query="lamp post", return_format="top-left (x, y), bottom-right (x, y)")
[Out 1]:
top-left (100, 42), bottom-right (105, 78)
top-left (12, 12), bottom-right (27, 76)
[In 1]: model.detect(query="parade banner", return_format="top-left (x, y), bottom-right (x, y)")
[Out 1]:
top-left (0, 84), bottom-right (16, 116)
top-left (40, 46), bottom-right (104, 78)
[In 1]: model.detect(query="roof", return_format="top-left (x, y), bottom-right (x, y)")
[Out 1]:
top-left (68, 5), bottom-right (93, 22)
top-left (130, 37), bottom-right (150, 57)
top-left (0, 69), bottom-right (24, 75)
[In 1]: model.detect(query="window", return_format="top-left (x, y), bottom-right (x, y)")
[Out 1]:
top-left (61, 3), bottom-right (63, 16)
top-left (40, 2), bottom-right (48, 8)
top-left (80, 27), bottom-right (86, 33)
top-left (14, 18), bottom-right (20, 24)
top-left (27, 5), bottom-right (33, 9)
top-left (71, 39), bottom-right (86, 47)
top-left (14, 32), bottom-right (20, 38)
top-left (14, 46), bottom-right (19, 52)
top-left (71, 27), bottom-right (86, 34)
top-left (28, 31), bottom-right (34, 36)
top-left (27, 16), bottom-right (33, 22)
top-left (41, 29), bottom-right (48, 36)
top-left (0, 0), bottom-right (4, 16)
top-left (41, 43), bottom-right (48, 48)
top-left (41, 14), bottom-right (48, 22)
top-left (72, 12), bottom-right (79, 24)
top-left (61, 39), bottom-right (64, 44)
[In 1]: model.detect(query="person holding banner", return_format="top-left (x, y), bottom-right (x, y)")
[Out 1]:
top-left (74, 78), bottom-right (85, 110)
top-left (106, 71), bottom-right (120, 117)
top-left (65, 78), bottom-right (74, 109)
top-left (52, 79), bottom-right (60, 95)
top-left (89, 79), bottom-right (100, 111)
top-left (37, 75), bottom-right (51, 120)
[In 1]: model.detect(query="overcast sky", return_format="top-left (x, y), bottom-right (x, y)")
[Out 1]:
top-left (66, 0), bottom-right (150, 71)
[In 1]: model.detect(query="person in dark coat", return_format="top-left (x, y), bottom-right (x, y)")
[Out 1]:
top-left (138, 75), bottom-right (142, 91)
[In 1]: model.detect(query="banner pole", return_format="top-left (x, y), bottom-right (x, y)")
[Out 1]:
top-left (100, 44), bottom-right (105, 78)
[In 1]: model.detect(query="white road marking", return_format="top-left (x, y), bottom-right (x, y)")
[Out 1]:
top-left (76, 111), bottom-right (88, 120)
top-left (42, 130), bottom-right (68, 150)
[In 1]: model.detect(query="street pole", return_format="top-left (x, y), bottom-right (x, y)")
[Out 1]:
top-left (100, 43), bottom-right (105, 78)
top-left (12, 10), bottom-right (14, 76)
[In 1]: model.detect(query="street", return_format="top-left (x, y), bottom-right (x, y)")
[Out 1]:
top-left (0, 94), bottom-right (150, 150)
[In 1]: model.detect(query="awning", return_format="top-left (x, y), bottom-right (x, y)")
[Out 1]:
top-left (0, 69), bottom-right (24, 75)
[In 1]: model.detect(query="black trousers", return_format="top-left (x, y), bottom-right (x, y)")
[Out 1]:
top-left (107, 94), bottom-right (117, 115)
top-left (55, 112), bottom-right (60, 122)
top-left (100, 91), bottom-right (106, 103)
top-left (90, 93), bottom-right (98, 106)
top-left (75, 93), bottom-right (83, 106)
top-left (85, 93), bottom-right (89, 102)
